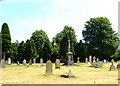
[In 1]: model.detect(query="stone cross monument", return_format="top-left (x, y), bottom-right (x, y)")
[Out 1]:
top-left (65, 40), bottom-right (74, 66)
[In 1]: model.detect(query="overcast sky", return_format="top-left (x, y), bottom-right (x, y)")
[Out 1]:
top-left (0, 0), bottom-right (119, 43)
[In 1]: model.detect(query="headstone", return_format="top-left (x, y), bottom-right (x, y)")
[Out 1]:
top-left (85, 58), bottom-right (88, 63)
top-left (17, 61), bottom-right (19, 65)
top-left (117, 60), bottom-right (120, 69)
top-left (46, 60), bottom-right (52, 74)
top-left (33, 58), bottom-right (36, 64)
top-left (40, 58), bottom-right (43, 64)
top-left (65, 40), bottom-right (74, 66)
top-left (103, 59), bottom-right (107, 63)
top-left (96, 58), bottom-right (99, 62)
top-left (23, 59), bottom-right (26, 65)
top-left (67, 70), bottom-right (75, 78)
top-left (89, 55), bottom-right (92, 63)
top-left (94, 61), bottom-right (103, 68)
top-left (29, 59), bottom-right (32, 65)
top-left (5, 60), bottom-right (8, 64)
top-left (8, 57), bottom-right (11, 65)
top-left (77, 57), bottom-right (80, 63)
top-left (109, 59), bottom-right (115, 71)
top-left (55, 59), bottom-right (60, 69)
top-left (93, 56), bottom-right (96, 63)
top-left (0, 59), bottom-right (5, 68)
top-left (88, 62), bottom-right (92, 66)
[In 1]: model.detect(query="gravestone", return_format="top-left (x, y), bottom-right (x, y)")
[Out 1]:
top-left (67, 70), bottom-right (75, 78)
top-left (33, 58), bottom-right (36, 64)
top-left (17, 61), bottom-right (19, 65)
top-left (55, 59), bottom-right (60, 69)
top-left (88, 62), bottom-right (92, 67)
top-left (77, 57), bottom-right (80, 63)
top-left (109, 59), bottom-right (115, 71)
top-left (40, 58), bottom-right (43, 64)
top-left (5, 60), bottom-right (8, 64)
top-left (94, 61), bottom-right (103, 68)
top-left (85, 58), bottom-right (88, 63)
top-left (93, 56), bottom-right (96, 63)
top-left (8, 57), bottom-right (11, 65)
top-left (103, 59), bottom-right (107, 63)
top-left (23, 59), bottom-right (26, 65)
top-left (46, 60), bottom-right (52, 74)
top-left (89, 55), bottom-right (92, 63)
top-left (96, 58), bottom-right (99, 62)
top-left (65, 40), bottom-right (74, 66)
top-left (0, 59), bottom-right (5, 68)
top-left (29, 59), bottom-right (32, 65)
top-left (117, 60), bottom-right (120, 69)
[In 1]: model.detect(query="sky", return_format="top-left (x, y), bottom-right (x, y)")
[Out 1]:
top-left (0, 0), bottom-right (119, 43)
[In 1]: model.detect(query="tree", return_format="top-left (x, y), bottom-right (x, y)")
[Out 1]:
top-left (31, 30), bottom-right (52, 62)
top-left (82, 17), bottom-right (119, 60)
top-left (53, 25), bottom-right (77, 60)
top-left (10, 40), bottom-right (19, 63)
top-left (75, 40), bottom-right (88, 62)
top-left (1, 23), bottom-right (11, 60)
top-left (25, 38), bottom-right (38, 62)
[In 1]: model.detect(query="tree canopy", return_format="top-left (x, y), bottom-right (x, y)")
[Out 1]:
top-left (82, 17), bottom-right (119, 60)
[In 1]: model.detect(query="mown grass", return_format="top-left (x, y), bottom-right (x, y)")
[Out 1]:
top-left (0, 62), bottom-right (118, 84)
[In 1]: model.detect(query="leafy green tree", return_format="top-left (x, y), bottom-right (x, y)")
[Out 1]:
top-left (31, 30), bottom-right (52, 62)
top-left (82, 17), bottom-right (119, 60)
top-left (53, 25), bottom-right (77, 60)
top-left (1, 23), bottom-right (11, 60)
top-left (75, 40), bottom-right (88, 62)
top-left (10, 40), bottom-right (19, 63)
top-left (25, 38), bottom-right (38, 62)
top-left (18, 41), bottom-right (26, 62)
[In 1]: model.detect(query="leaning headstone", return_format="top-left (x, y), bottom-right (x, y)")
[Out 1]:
top-left (117, 60), bottom-right (120, 69)
top-left (55, 59), bottom-right (60, 69)
top-left (29, 59), bottom-right (32, 65)
top-left (33, 58), bottom-right (36, 64)
top-left (23, 59), bottom-right (26, 65)
top-left (46, 60), bottom-right (52, 74)
top-left (89, 55), bottom-right (92, 63)
top-left (85, 58), bottom-right (88, 63)
top-left (77, 57), bottom-right (80, 63)
top-left (0, 59), bottom-right (5, 68)
top-left (109, 59), bottom-right (115, 71)
top-left (8, 57), bottom-right (11, 65)
top-left (17, 61), bottom-right (19, 65)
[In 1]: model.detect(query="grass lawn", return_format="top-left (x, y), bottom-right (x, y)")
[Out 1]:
top-left (0, 62), bottom-right (118, 84)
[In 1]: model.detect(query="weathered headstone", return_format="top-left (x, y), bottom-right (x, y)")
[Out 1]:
top-left (77, 57), bottom-right (80, 63)
top-left (67, 70), bottom-right (75, 78)
top-left (33, 58), bottom-right (36, 64)
top-left (89, 55), bottom-right (92, 63)
top-left (94, 61), bottom-right (103, 68)
top-left (17, 61), bottom-right (19, 65)
top-left (40, 58), bottom-right (43, 64)
top-left (93, 56), bottom-right (96, 63)
top-left (85, 58), bottom-right (88, 63)
top-left (55, 59), bottom-right (60, 69)
top-left (109, 59), bottom-right (115, 71)
top-left (96, 58), bottom-right (99, 62)
top-left (0, 59), bottom-right (5, 68)
top-left (29, 59), bottom-right (32, 65)
top-left (46, 60), bottom-right (52, 74)
top-left (23, 59), bottom-right (26, 65)
top-left (117, 60), bottom-right (120, 69)
top-left (8, 57), bottom-right (11, 65)
top-left (65, 40), bottom-right (74, 66)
